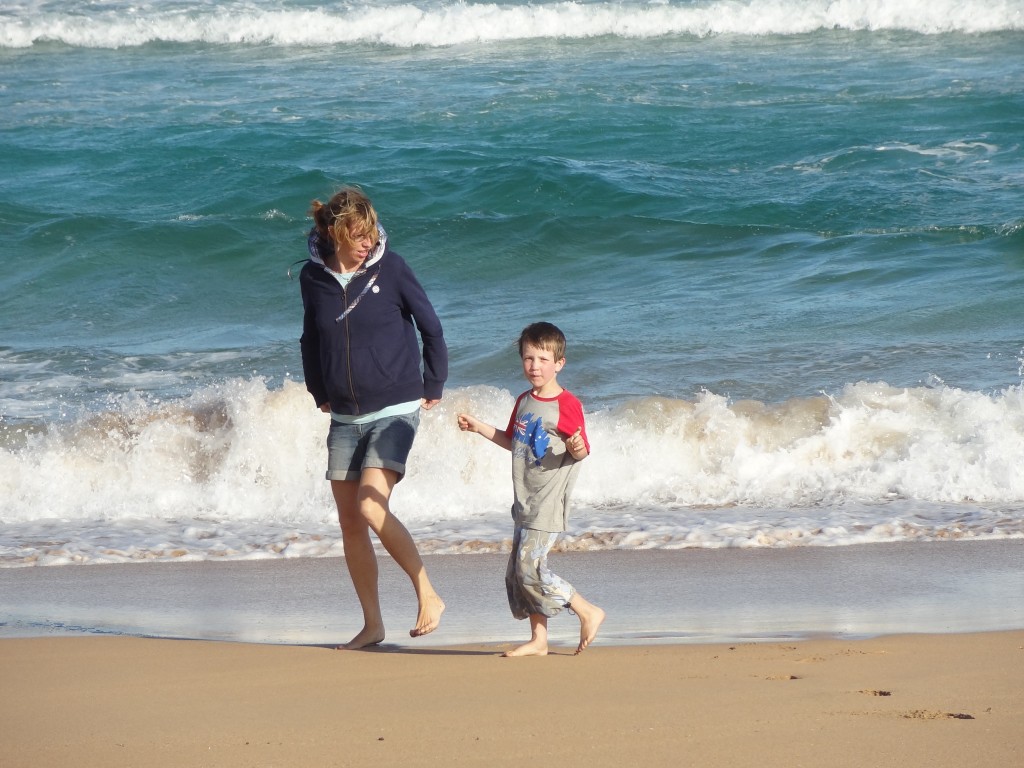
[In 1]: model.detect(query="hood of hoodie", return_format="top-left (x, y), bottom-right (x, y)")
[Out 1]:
top-left (307, 223), bottom-right (388, 271)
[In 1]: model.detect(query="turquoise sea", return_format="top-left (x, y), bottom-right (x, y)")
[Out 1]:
top-left (1, 0), bottom-right (1023, 640)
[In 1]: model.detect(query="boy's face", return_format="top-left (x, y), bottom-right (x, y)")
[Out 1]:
top-left (520, 342), bottom-right (565, 394)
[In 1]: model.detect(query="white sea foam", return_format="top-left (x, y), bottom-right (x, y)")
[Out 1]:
top-left (2, 378), bottom-right (1023, 566)
top-left (2, 0), bottom-right (1021, 49)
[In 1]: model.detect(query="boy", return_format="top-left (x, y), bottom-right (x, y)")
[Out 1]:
top-left (458, 322), bottom-right (605, 656)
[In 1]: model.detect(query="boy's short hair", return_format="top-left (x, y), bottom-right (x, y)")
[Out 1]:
top-left (517, 322), bottom-right (566, 360)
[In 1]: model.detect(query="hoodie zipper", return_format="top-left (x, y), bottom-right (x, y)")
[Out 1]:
top-left (336, 277), bottom-right (360, 415)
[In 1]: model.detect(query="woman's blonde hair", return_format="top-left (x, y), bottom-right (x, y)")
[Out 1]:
top-left (309, 186), bottom-right (380, 250)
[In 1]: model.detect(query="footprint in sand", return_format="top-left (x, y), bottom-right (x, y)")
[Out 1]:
top-left (900, 710), bottom-right (974, 720)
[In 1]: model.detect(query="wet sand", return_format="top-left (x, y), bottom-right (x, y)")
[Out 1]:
top-left (2, 541), bottom-right (1022, 646)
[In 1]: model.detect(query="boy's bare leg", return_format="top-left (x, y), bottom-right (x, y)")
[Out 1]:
top-left (358, 468), bottom-right (445, 638)
top-left (503, 613), bottom-right (548, 657)
top-left (332, 479), bottom-right (386, 649)
top-left (568, 592), bottom-right (605, 654)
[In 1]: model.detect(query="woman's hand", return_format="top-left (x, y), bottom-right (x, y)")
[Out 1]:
top-left (421, 398), bottom-right (441, 410)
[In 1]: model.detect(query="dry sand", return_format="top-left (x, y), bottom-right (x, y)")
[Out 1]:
top-left (2, 631), bottom-right (1022, 768)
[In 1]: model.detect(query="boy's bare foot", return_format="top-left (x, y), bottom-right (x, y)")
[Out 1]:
top-left (410, 594), bottom-right (445, 637)
top-left (337, 625), bottom-right (385, 650)
top-left (574, 603), bottom-right (605, 655)
top-left (502, 639), bottom-right (548, 657)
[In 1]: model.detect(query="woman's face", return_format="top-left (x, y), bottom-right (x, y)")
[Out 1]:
top-left (335, 225), bottom-right (376, 271)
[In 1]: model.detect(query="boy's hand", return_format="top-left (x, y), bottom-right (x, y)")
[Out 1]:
top-left (459, 413), bottom-right (512, 451)
top-left (565, 427), bottom-right (587, 459)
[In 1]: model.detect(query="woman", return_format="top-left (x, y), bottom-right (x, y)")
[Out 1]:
top-left (299, 186), bottom-right (447, 649)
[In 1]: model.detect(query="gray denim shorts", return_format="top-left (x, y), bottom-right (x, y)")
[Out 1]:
top-left (326, 409), bottom-right (420, 482)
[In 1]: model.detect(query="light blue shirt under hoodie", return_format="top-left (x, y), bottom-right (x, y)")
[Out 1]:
top-left (332, 400), bottom-right (421, 424)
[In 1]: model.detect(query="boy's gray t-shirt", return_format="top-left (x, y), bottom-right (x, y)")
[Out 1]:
top-left (504, 389), bottom-right (590, 533)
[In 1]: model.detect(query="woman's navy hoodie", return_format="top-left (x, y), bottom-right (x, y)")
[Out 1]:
top-left (299, 227), bottom-right (448, 416)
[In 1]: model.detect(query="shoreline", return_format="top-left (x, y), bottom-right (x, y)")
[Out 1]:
top-left (2, 630), bottom-right (1022, 767)
top-left (2, 540), bottom-right (1022, 647)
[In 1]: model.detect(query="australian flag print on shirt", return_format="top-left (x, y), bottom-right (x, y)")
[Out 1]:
top-left (512, 412), bottom-right (550, 466)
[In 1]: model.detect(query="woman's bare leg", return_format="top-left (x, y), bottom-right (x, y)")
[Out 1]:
top-left (332, 479), bottom-right (386, 649)
top-left (356, 468), bottom-right (445, 638)
top-left (503, 613), bottom-right (548, 657)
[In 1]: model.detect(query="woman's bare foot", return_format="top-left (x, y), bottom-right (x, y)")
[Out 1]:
top-left (571, 595), bottom-right (605, 655)
top-left (337, 624), bottom-right (385, 650)
top-left (502, 639), bottom-right (548, 657)
top-left (410, 594), bottom-right (445, 637)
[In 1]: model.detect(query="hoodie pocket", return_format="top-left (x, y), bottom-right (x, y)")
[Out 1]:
top-left (349, 346), bottom-right (398, 395)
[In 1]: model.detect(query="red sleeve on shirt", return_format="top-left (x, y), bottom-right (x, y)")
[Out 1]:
top-left (556, 391), bottom-right (591, 454)
top-left (504, 392), bottom-right (530, 439)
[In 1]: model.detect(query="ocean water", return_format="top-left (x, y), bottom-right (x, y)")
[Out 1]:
top-left (3, 0), bottom-right (1024, 573)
